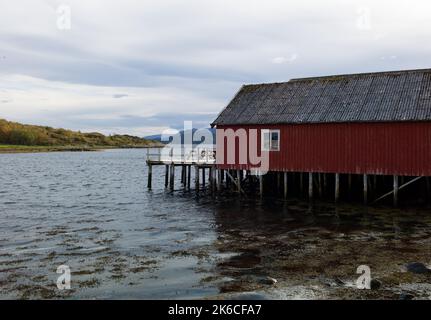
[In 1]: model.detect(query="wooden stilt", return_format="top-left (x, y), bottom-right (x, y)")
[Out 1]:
top-left (147, 164), bottom-right (152, 189)
top-left (426, 177), bottom-right (431, 203)
top-left (284, 172), bottom-right (288, 199)
top-left (164, 165), bottom-right (169, 188)
top-left (363, 174), bottom-right (368, 205)
top-left (300, 173), bottom-right (304, 195)
top-left (237, 169), bottom-right (241, 193)
top-left (217, 169), bottom-right (222, 190)
top-left (348, 174), bottom-right (352, 200)
top-left (318, 173), bottom-right (323, 198)
top-left (209, 167), bottom-right (213, 192)
top-left (170, 164), bottom-right (175, 190)
top-left (309, 173), bottom-right (313, 200)
top-left (187, 165), bottom-right (191, 189)
top-left (195, 166), bottom-right (200, 191)
top-left (202, 168), bottom-right (205, 188)
top-left (181, 165), bottom-right (185, 184)
top-left (323, 173), bottom-right (327, 197)
top-left (259, 173), bottom-right (264, 197)
top-left (335, 173), bottom-right (340, 203)
top-left (394, 175), bottom-right (399, 207)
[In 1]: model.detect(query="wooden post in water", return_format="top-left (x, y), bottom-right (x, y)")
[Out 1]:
top-left (335, 173), bottom-right (340, 203)
top-left (187, 165), bottom-right (191, 190)
top-left (363, 174), bottom-right (368, 205)
top-left (300, 173), bottom-right (303, 196)
top-left (284, 172), bottom-right (288, 199)
top-left (393, 175), bottom-right (399, 207)
top-left (308, 173), bottom-right (313, 200)
top-left (147, 164), bottom-right (152, 189)
top-left (202, 168), bottom-right (205, 188)
top-left (164, 165), bottom-right (169, 188)
top-left (236, 169), bottom-right (241, 193)
top-left (217, 169), bottom-right (222, 190)
top-left (348, 174), bottom-right (352, 200)
top-left (318, 173), bottom-right (323, 198)
top-left (170, 164), bottom-right (175, 190)
top-left (195, 166), bottom-right (200, 191)
top-left (323, 173), bottom-right (327, 197)
top-left (259, 173), bottom-right (264, 197)
top-left (181, 165), bottom-right (185, 185)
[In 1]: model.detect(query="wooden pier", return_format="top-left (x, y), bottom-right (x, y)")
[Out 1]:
top-left (146, 147), bottom-right (427, 206)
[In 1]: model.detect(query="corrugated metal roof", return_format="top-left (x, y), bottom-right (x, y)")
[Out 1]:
top-left (211, 68), bottom-right (431, 126)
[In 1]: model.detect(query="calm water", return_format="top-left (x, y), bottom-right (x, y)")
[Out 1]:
top-left (1, 149), bottom-right (431, 299)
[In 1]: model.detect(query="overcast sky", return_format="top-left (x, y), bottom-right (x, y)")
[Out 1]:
top-left (1, 0), bottom-right (431, 136)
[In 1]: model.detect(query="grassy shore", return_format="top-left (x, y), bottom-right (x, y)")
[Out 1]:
top-left (0, 144), bottom-right (162, 154)
top-left (0, 119), bottom-right (163, 153)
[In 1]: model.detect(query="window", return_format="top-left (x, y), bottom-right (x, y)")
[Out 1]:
top-left (261, 129), bottom-right (280, 151)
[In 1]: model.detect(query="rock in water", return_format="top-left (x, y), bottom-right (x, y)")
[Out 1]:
top-left (370, 279), bottom-right (382, 290)
top-left (258, 276), bottom-right (278, 285)
top-left (399, 292), bottom-right (414, 300)
top-left (406, 262), bottom-right (431, 274)
top-left (231, 293), bottom-right (269, 300)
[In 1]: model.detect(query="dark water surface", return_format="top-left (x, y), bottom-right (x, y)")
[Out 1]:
top-left (1, 149), bottom-right (431, 299)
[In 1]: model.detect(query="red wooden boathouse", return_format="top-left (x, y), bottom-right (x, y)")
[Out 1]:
top-left (211, 68), bottom-right (431, 204)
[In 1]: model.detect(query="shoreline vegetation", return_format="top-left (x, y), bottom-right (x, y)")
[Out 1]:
top-left (0, 119), bottom-right (163, 154)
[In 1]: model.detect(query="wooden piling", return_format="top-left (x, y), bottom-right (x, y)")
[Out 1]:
top-left (195, 166), bottom-right (200, 191)
top-left (170, 164), bottom-right (175, 190)
top-left (308, 173), bottom-right (313, 200)
top-left (202, 168), bottom-right (205, 188)
top-left (217, 169), bottom-right (222, 190)
top-left (393, 175), bottom-right (399, 207)
top-left (363, 174), bottom-right (368, 205)
top-left (348, 174), bottom-right (352, 200)
top-left (284, 172), bottom-right (288, 199)
top-left (335, 173), bottom-right (340, 203)
top-left (147, 164), bottom-right (152, 189)
top-left (259, 174), bottom-right (264, 197)
top-left (318, 173), bottom-right (323, 198)
top-left (237, 169), bottom-right (241, 193)
top-left (187, 165), bottom-right (191, 189)
top-left (164, 165), bottom-right (169, 188)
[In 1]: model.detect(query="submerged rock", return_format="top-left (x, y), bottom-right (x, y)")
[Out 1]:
top-left (230, 292), bottom-right (269, 300)
top-left (258, 276), bottom-right (277, 285)
top-left (370, 279), bottom-right (382, 290)
top-left (399, 292), bottom-right (414, 300)
top-left (406, 262), bottom-right (431, 274)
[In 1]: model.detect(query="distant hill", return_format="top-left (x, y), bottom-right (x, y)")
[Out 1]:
top-left (145, 128), bottom-right (216, 145)
top-left (0, 119), bottom-right (161, 148)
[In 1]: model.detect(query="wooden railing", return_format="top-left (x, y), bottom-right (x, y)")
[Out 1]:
top-left (146, 146), bottom-right (216, 164)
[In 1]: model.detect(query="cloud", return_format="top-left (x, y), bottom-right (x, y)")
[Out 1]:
top-left (112, 94), bottom-right (128, 99)
top-left (271, 54), bottom-right (298, 64)
top-left (1, 0), bottom-right (431, 134)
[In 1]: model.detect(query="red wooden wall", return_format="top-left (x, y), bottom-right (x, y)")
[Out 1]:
top-left (215, 122), bottom-right (431, 176)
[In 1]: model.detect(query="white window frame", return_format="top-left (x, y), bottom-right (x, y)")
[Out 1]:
top-left (261, 129), bottom-right (280, 151)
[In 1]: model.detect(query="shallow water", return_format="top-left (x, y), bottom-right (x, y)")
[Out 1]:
top-left (1, 149), bottom-right (431, 299)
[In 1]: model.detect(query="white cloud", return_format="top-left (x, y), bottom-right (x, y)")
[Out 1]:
top-left (1, 0), bottom-right (431, 134)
